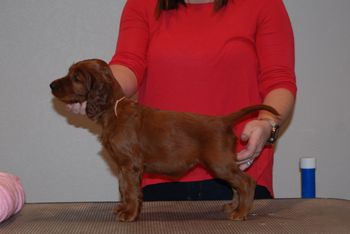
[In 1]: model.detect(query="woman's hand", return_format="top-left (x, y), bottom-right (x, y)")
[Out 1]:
top-left (236, 119), bottom-right (273, 170)
top-left (237, 89), bottom-right (295, 170)
top-left (66, 101), bottom-right (87, 115)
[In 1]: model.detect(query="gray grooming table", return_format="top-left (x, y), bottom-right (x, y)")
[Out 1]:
top-left (1, 198), bottom-right (349, 233)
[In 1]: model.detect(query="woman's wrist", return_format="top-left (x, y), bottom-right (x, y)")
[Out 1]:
top-left (256, 118), bottom-right (280, 144)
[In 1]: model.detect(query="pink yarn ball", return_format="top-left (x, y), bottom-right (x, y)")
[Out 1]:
top-left (0, 172), bottom-right (25, 223)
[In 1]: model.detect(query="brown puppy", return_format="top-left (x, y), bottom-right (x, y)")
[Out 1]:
top-left (50, 59), bottom-right (278, 222)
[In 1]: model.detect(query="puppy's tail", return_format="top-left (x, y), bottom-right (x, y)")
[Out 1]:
top-left (223, 104), bottom-right (279, 126)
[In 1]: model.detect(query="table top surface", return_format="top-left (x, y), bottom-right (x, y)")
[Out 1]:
top-left (1, 198), bottom-right (350, 234)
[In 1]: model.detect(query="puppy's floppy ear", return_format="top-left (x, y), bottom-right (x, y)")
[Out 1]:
top-left (100, 64), bottom-right (125, 98)
top-left (101, 65), bottom-right (114, 80)
top-left (86, 78), bottom-right (112, 119)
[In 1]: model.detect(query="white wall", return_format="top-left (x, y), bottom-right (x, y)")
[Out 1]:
top-left (1, 0), bottom-right (349, 202)
top-left (275, 0), bottom-right (350, 199)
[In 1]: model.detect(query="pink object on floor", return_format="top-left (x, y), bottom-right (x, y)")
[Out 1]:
top-left (0, 172), bottom-right (25, 223)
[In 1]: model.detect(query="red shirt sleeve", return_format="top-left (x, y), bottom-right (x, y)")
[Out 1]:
top-left (256, 0), bottom-right (297, 98)
top-left (109, 0), bottom-right (150, 86)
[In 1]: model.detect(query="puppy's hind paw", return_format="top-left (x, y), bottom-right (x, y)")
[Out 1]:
top-left (223, 202), bottom-right (238, 214)
top-left (229, 211), bottom-right (248, 221)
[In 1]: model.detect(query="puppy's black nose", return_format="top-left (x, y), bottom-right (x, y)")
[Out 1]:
top-left (50, 81), bottom-right (58, 91)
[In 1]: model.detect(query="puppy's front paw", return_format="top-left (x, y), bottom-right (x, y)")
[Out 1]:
top-left (113, 203), bottom-right (126, 215)
top-left (116, 209), bottom-right (139, 222)
top-left (114, 203), bottom-right (139, 222)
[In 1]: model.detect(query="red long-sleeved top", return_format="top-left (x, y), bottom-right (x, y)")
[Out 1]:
top-left (110, 0), bottom-right (297, 195)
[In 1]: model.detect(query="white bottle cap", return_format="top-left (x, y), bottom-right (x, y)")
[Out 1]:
top-left (300, 157), bottom-right (316, 169)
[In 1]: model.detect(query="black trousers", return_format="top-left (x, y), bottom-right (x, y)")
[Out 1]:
top-left (143, 179), bottom-right (272, 201)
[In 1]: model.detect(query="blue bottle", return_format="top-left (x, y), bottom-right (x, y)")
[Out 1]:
top-left (300, 157), bottom-right (316, 198)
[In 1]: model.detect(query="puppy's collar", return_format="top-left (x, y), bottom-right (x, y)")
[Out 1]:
top-left (114, 96), bottom-right (126, 117)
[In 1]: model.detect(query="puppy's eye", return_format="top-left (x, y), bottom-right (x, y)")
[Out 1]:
top-left (71, 73), bottom-right (80, 82)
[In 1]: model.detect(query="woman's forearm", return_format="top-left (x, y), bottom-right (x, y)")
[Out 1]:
top-left (110, 64), bottom-right (138, 98)
top-left (258, 88), bottom-right (296, 127)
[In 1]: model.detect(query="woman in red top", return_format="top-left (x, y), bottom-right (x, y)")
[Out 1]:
top-left (71, 0), bottom-right (297, 199)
